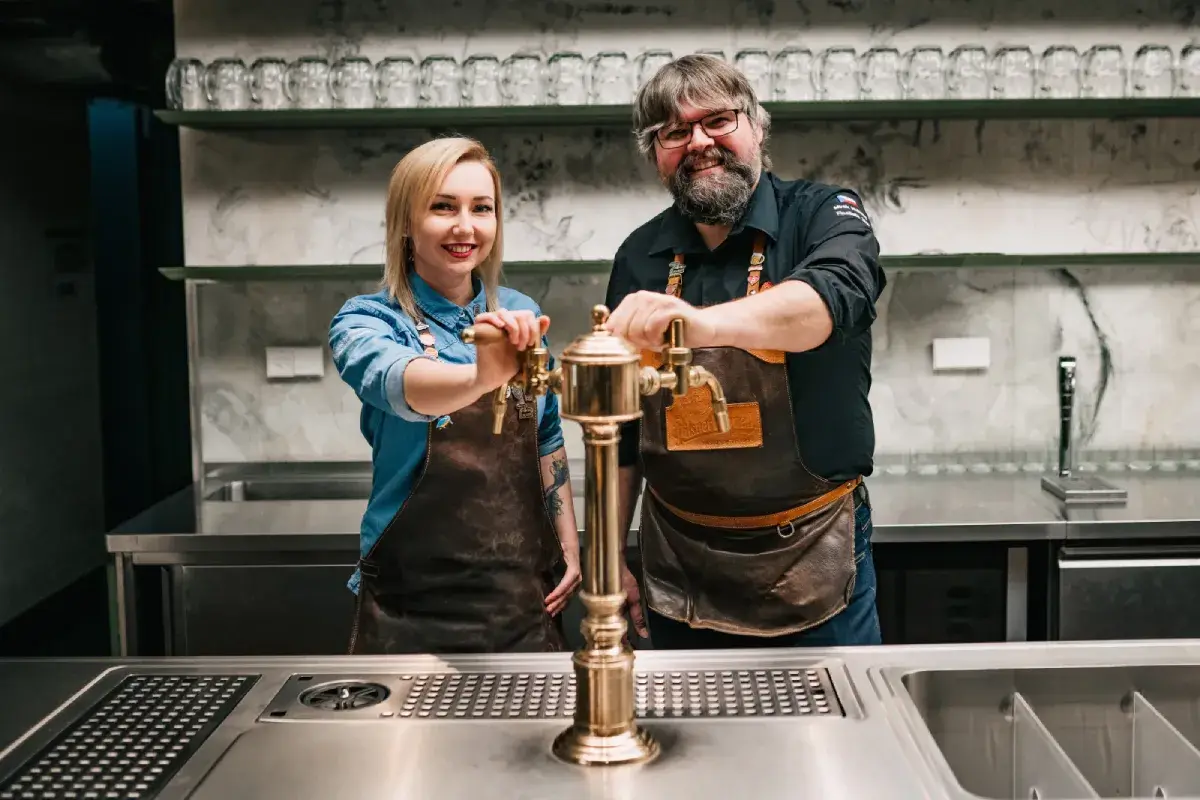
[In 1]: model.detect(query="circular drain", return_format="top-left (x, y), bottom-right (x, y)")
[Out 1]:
top-left (300, 680), bottom-right (390, 711)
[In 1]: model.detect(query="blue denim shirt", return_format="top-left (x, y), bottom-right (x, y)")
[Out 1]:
top-left (329, 273), bottom-right (566, 594)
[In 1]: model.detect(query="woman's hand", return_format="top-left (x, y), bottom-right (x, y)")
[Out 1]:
top-left (470, 309), bottom-right (551, 394)
top-left (545, 546), bottom-right (581, 617)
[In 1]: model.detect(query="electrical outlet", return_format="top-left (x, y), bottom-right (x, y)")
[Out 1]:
top-left (932, 337), bottom-right (991, 372)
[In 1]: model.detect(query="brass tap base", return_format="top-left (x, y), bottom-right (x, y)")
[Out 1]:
top-left (551, 723), bottom-right (659, 767)
top-left (551, 589), bottom-right (660, 767)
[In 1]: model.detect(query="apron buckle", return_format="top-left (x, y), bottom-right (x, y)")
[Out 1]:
top-left (776, 520), bottom-right (796, 538)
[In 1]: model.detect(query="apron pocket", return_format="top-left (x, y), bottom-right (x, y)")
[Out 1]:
top-left (644, 493), bottom-right (858, 637)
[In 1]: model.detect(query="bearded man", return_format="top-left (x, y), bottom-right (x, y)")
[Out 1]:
top-left (603, 53), bottom-right (887, 649)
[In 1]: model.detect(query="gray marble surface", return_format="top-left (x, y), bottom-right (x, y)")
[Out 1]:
top-left (172, 0), bottom-right (1200, 472)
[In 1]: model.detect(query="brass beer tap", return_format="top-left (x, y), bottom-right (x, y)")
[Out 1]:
top-left (461, 304), bottom-right (731, 766)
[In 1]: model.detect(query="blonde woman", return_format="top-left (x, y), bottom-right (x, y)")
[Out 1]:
top-left (329, 136), bottom-right (581, 655)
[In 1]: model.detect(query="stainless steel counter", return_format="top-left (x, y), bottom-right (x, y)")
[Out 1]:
top-left (8, 641), bottom-right (1200, 798)
top-left (106, 467), bottom-right (1200, 558)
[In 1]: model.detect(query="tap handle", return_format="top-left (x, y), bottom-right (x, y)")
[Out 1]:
top-left (461, 321), bottom-right (512, 435)
top-left (637, 318), bottom-right (731, 434)
top-left (1057, 356), bottom-right (1076, 477)
top-left (461, 322), bottom-right (558, 434)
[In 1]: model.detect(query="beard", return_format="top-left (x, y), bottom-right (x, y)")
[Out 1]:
top-left (666, 146), bottom-right (759, 226)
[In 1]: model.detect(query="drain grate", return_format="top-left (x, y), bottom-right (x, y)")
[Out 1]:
top-left (299, 682), bottom-right (389, 711)
top-left (0, 674), bottom-right (256, 800)
top-left (393, 668), bottom-right (842, 719)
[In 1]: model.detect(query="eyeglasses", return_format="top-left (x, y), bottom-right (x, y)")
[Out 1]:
top-left (654, 109), bottom-right (740, 149)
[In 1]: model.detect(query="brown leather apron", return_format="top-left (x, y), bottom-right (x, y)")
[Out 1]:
top-left (637, 231), bottom-right (861, 637)
top-left (348, 315), bottom-right (567, 655)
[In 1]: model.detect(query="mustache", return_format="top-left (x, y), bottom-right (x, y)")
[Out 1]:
top-left (678, 146), bottom-right (734, 174)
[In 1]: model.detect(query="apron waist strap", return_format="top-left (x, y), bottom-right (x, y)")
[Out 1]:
top-left (648, 477), bottom-right (863, 532)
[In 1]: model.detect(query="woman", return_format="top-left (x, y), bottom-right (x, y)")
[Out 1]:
top-left (329, 136), bottom-right (582, 655)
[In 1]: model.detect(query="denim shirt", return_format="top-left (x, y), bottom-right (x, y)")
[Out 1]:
top-left (329, 273), bottom-right (566, 594)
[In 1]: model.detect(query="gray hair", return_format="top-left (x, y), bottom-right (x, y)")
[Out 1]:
top-left (632, 54), bottom-right (772, 169)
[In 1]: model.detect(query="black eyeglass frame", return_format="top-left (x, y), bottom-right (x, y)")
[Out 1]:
top-left (653, 109), bottom-right (742, 150)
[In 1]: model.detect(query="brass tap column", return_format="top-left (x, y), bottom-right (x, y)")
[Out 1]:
top-left (462, 304), bottom-right (731, 767)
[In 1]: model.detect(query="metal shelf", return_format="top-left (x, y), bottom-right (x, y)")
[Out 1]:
top-left (158, 261), bottom-right (613, 281)
top-left (158, 252), bottom-right (1200, 282)
top-left (154, 98), bottom-right (1200, 131)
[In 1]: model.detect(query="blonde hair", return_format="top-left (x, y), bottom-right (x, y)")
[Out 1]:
top-left (382, 136), bottom-right (503, 320)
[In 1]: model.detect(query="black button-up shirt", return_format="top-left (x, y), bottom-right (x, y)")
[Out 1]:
top-left (604, 170), bottom-right (886, 482)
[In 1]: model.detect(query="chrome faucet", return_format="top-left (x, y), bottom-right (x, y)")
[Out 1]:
top-left (1056, 356), bottom-right (1076, 478)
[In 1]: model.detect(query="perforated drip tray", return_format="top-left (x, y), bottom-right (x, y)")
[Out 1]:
top-left (261, 668), bottom-right (843, 721)
top-left (0, 674), bottom-right (257, 800)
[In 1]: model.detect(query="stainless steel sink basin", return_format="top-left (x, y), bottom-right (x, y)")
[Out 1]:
top-left (898, 666), bottom-right (1200, 799)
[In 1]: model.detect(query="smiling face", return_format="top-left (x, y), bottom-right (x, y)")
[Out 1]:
top-left (654, 100), bottom-right (765, 226)
top-left (410, 159), bottom-right (498, 283)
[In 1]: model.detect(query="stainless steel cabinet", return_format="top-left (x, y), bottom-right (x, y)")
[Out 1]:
top-left (1057, 545), bottom-right (1200, 640)
top-left (170, 563), bottom-right (357, 655)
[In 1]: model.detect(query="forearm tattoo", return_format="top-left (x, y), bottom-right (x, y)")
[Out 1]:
top-left (545, 456), bottom-right (569, 517)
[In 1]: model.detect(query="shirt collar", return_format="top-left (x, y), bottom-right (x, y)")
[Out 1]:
top-left (648, 169), bottom-right (780, 256)
top-left (410, 270), bottom-right (486, 330)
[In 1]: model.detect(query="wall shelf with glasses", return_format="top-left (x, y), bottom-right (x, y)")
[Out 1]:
top-left (153, 97), bottom-right (1200, 131)
top-left (158, 252), bottom-right (1200, 283)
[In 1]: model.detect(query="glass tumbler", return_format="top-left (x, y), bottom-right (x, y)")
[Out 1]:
top-left (771, 47), bottom-right (815, 101)
top-left (1179, 45), bottom-right (1200, 97)
top-left (901, 46), bottom-right (945, 99)
top-left (166, 58), bottom-right (206, 110)
top-left (420, 55), bottom-right (461, 107)
top-left (816, 47), bottom-right (859, 100)
top-left (1037, 45), bottom-right (1080, 98)
top-left (285, 56), bottom-right (332, 108)
top-left (547, 52), bottom-right (588, 105)
top-left (1131, 44), bottom-right (1174, 97)
top-left (330, 56), bottom-right (375, 108)
top-left (375, 57), bottom-right (418, 107)
top-left (990, 46), bottom-right (1035, 98)
top-left (945, 46), bottom-right (989, 99)
top-left (249, 57), bottom-right (288, 109)
top-left (463, 55), bottom-right (503, 106)
top-left (635, 49), bottom-right (673, 88)
top-left (204, 58), bottom-right (250, 109)
top-left (589, 51), bottom-right (633, 104)
top-left (733, 48), bottom-right (772, 98)
top-left (500, 53), bottom-right (544, 105)
top-left (860, 47), bottom-right (902, 100)
top-left (1080, 45), bottom-right (1125, 98)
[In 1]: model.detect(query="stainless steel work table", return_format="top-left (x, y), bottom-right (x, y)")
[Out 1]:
top-left (107, 470), bottom-right (1080, 557)
top-left (8, 640), bottom-right (1200, 799)
top-left (103, 468), bottom-right (1200, 657)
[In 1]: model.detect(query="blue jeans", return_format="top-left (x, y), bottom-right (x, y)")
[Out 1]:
top-left (644, 487), bottom-right (883, 649)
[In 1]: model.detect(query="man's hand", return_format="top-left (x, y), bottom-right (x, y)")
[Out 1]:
top-left (621, 563), bottom-right (649, 639)
top-left (604, 290), bottom-right (719, 350)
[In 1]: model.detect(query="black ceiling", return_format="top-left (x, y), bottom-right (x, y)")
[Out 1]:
top-left (0, 0), bottom-right (175, 101)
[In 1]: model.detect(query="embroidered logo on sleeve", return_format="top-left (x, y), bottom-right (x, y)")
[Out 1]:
top-left (832, 193), bottom-right (872, 228)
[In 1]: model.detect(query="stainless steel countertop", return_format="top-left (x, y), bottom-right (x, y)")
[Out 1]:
top-left (8, 641), bottom-right (1200, 799)
top-left (105, 468), bottom-right (1200, 557)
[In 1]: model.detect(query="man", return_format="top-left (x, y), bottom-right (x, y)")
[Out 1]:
top-left (603, 54), bottom-right (886, 649)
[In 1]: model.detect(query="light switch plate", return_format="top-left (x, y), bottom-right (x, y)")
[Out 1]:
top-left (932, 337), bottom-right (991, 372)
top-left (265, 347), bottom-right (295, 379)
top-left (292, 346), bottom-right (326, 378)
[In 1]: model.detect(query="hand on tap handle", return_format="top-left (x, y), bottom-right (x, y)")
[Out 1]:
top-left (460, 310), bottom-right (550, 434)
top-left (635, 317), bottom-right (733, 435)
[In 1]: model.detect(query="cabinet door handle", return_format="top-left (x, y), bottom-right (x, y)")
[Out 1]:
top-left (1059, 557), bottom-right (1200, 570)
